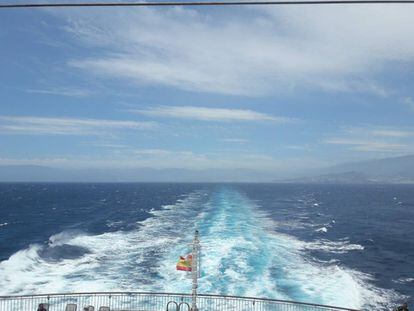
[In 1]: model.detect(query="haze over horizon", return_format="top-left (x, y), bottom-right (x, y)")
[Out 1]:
top-left (2, 3), bottom-right (414, 179)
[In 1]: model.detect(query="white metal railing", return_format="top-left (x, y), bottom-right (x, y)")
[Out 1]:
top-left (0, 292), bottom-right (360, 311)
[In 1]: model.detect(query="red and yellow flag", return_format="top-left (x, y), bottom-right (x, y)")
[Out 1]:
top-left (176, 254), bottom-right (192, 271)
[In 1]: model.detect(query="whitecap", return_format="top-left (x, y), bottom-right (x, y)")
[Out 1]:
top-left (48, 230), bottom-right (85, 247)
top-left (393, 277), bottom-right (414, 284)
top-left (106, 220), bottom-right (124, 228)
top-left (304, 239), bottom-right (364, 254)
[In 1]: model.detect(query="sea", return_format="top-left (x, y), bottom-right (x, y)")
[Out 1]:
top-left (0, 183), bottom-right (413, 310)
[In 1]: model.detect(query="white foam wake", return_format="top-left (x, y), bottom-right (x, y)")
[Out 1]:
top-left (0, 191), bottom-right (206, 295)
top-left (151, 189), bottom-right (399, 310)
top-left (0, 188), bottom-right (401, 310)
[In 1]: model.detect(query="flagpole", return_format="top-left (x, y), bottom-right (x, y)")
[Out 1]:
top-left (191, 230), bottom-right (200, 311)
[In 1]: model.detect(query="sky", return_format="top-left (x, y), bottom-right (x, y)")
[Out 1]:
top-left (1, 2), bottom-right (414, 177)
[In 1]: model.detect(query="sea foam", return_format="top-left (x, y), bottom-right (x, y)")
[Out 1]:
top-left (0, 188), bottom-right (402, 310)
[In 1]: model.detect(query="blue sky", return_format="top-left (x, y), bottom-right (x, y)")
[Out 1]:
top-left (1, 4), bottom-right (414, 175)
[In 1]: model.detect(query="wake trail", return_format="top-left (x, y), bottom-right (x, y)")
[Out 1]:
top-left (160, 188), bottom-right (399, 310)
top-left (0, 187), bottom-right (400, 310)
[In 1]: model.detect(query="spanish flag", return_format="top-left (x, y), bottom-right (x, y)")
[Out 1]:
top-left (176, 254), bottom-right (192, 271)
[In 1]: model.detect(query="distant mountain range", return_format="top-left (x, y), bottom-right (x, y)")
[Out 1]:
top-left (287, 155), bottom-right (414, 184)
top-left (1, 155), bottom-right (413, 183)
top-left (0, 165), bottom-right (278, 183)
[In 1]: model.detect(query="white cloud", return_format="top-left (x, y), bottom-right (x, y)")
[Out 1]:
top-left (134, 148), bottom-right (194, 156)
top-left (220, 138), bottom-right (249, 143)
top-left (85, 142), bottom-right (129, 149)
top-left (284, 145), bottom-right (313, 151)
top-left (131, 106), bottom-right (293, 122)
top-left (324, 126), bottom-right (414, 153)
top-left (0, 157), bottom-right (71, 168)
top-left (26, 87), bottom-right (91, 97)
top-left (0, 116), bottom-right (156, 136)
top-left (401, 97), bottom-right (414, 111)
top-left (324, 138), bottom-right (409, 153)
top-left (371, 129), bottom-right (414, 138)
top-left (61, 5), bottom-right (414, 96)
top-left (0, 151), bottom-right (324, 173)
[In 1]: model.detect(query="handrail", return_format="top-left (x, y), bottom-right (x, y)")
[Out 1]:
top-left (0, 291), bottom-right (360, 311)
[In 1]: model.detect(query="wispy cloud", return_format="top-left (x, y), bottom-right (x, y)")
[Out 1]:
top-left (131, 106), bottom-right (294, 123)
top-left (324, 126), bottom-right (414, 153)
top-left (85, 142), bottom-right (130, 149)
top-left (61, 6), bottom-right (414, 96)
top-left (220, 138), bottom-right (249, 144)
top-left (128, 148), bottom-right (319, 171)
top-left (324, 138), bottom-right (409, 153)
top-left (0, 151), bottom-right (324, 173)
top-left (371, 129), bottom-right (414, 138)
top-left (401, 97), bottom-right (414, 112)
top-left (133, 149), bottom-right (194, 156)
top-left (0, 116), bottom-right (156, 136)
top-left (26, 87), bottom-right (91, 97)
top-left (284, 145), bottom-right (313, 151)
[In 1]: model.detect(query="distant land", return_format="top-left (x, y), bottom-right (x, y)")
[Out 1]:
top-left (286, 155), bottom-right (414, 184)
top-left (0, 165), bottom-right (279, 183)
top-left (0, 155), bottom-right (413, 183)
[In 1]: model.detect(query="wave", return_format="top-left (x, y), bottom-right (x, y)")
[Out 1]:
top-left (393, 278), bottom-right (414, 284)
top-left (304, 238), bottom-right (365, 254)
top-left (315, 227), bottom-right (328, 233)
top-left (0, 188), bottom-right (401, 310)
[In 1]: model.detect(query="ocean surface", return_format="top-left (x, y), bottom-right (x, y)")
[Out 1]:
top-left (0, 183), bottom-right (413, 310)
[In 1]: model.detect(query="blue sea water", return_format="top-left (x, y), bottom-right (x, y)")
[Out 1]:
top-left (0, 183), bottom-right (413, 310)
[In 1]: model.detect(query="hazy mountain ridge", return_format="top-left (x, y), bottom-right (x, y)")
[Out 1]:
top-left (290, 155), bottom-right (414, 184)
top-left (0, 165), bottom-right (279, 182)
top-left (1, 155), bottom-right (413, 183)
